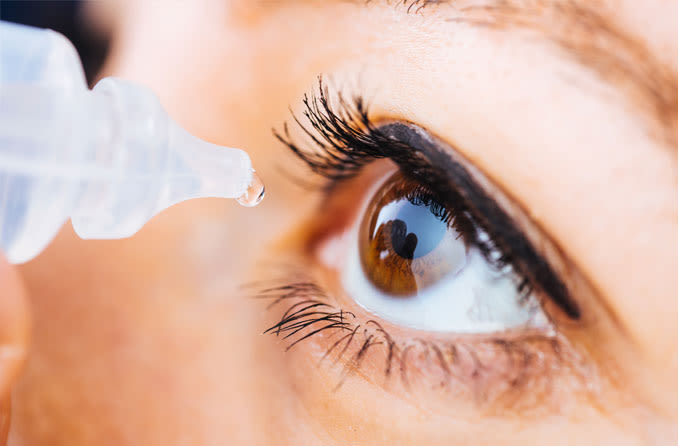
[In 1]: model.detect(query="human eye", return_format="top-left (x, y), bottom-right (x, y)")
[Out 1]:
top-left (256, 79), bottom-right (595, 411)
top-left (343, 168), bottom-right (551, 334)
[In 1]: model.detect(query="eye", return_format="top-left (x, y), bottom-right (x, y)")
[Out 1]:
top-left (273, 80), bottom-right (579, 335)
top-left (342, 169), bottom-right (550, 333)
top-left (267, 80), bottom-right (587, 404)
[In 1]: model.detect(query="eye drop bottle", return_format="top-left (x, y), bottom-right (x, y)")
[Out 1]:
top-left (0, 21), bottom-right (263, 263)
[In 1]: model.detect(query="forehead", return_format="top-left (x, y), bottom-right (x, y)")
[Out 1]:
top-left (233, 0), bottom-right (678, 150)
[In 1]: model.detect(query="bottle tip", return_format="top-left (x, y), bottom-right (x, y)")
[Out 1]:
top-left (236, 171), bottom-right (265, 207)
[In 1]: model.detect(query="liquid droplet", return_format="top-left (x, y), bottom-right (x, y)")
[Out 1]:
top-left (236, 171), bottom-right (265, 207)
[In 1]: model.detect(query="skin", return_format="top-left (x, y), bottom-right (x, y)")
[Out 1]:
top-left (0, 254), bottom-right (29, 444)
top-left (3, 0), bottom-right (677, 444)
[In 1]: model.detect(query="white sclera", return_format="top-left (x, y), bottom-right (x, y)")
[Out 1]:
top-left (341, 225), bottom-right (550, 334)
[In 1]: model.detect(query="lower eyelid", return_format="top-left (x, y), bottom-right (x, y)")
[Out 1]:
top-left (255, 260), bottom-right (595, 415)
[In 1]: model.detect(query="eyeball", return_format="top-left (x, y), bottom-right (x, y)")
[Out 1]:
top-left (341, 171), bottom-right (550, 333)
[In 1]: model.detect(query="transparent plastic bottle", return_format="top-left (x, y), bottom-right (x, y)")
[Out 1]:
top-left (0, 21), bottom-right (263, 263)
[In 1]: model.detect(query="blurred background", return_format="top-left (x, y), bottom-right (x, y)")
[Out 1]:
top-left (1, 0), bottom-right (110, 83)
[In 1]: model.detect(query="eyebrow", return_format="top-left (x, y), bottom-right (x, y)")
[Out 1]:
top-left (380, 0), bottom-right (678, 151)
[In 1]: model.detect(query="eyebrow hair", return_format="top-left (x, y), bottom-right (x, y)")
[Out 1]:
top-left (393, 0), bottom-right (678, 151)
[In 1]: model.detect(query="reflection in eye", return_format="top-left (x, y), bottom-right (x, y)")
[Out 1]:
top-left (347, 170), bottom-right (549, 333)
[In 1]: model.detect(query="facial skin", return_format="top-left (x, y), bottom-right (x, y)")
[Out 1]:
top-left (5, 0), bottom-right (678, 444)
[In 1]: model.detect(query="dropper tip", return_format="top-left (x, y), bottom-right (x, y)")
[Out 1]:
top-left (236, 171), bottom-right (265, 207)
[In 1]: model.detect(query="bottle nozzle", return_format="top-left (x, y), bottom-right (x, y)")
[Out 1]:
top-left (71, 77), bottom-right (263, 240)
top-left (160, 120), bottom-right (258, 210)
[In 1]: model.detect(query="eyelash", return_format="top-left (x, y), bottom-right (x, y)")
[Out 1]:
top-left (253, 270), bottom-right (583, 411)
top-left (274, 77), bottom-right (422, 182)
top-left (274, 79), bottom-right (517, 272)
top-left (274, 78), bottom-right (561, 304)
top-left (257, 78), bottom-right (588, 409)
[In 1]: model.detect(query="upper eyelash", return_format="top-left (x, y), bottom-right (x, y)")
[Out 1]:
top-left (273, 78), bottom-right (507, 268)
top-left (273, 77), bottom-right (415, 183)
top-left (274, 77), bottom-right (580, 319)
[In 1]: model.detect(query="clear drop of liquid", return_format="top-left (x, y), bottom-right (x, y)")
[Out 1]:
top-left (236, 171), bottom-right (265, 207)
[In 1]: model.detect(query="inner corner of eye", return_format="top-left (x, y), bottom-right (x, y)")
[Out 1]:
top-left (326, 169), bottom-right (551, 334)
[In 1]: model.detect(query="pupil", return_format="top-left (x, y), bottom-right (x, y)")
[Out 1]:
top-left (390, 220), bottom-right (418, 259)
top-left (387, 196), bottom-right (447, 259)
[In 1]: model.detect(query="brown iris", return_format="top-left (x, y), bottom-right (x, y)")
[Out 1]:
top-left (359, 172), bottom-right (468, 296)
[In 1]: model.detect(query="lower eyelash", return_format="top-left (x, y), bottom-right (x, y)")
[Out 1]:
top-left (251, 266), bottom-right (592, 413)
